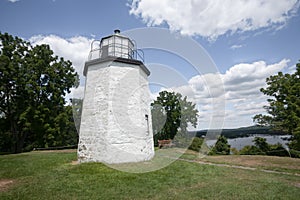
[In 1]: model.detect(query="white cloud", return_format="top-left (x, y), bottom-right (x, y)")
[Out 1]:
top-left (220, 59), bottom-right (289, 127)
top-left (129, 0), bottom-right (300, 40)
top-left (29, 35), bottom-right (91, 78)
top-left (167, 59), bottom-right (290, 129)
top-left (29, 35), bottom-right (91, 74)
top-left (7, 0), bottom-right (19, 2)
top-left (29, 35), bottom-right (92, 99)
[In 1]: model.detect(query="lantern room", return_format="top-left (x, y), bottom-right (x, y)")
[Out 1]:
top-left (100, 29), bottom-right (134, 59)
top-left (88, 29), bottom-right (144, 62)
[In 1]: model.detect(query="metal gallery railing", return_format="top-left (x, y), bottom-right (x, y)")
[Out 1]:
top-left (88, 40), bottom-right (144, 63)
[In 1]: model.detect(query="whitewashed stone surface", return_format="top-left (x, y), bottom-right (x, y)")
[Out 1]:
top-left (78, 60), bottom-right (154, 164)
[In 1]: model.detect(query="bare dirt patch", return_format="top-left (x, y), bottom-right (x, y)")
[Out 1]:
top-left (294, 182), bottom-right (300, 188)
top-left (71, 160), bottom-right (79, 165)
top-left (0, 179), bottom-right (15, 192)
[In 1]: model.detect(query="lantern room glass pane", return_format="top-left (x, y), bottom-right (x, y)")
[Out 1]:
top-left (98, 34), bottom-right (137, 59)
top-left (108, 46), bottom-right (113, 55)
top-left (115, 37), bottom-right (121, 44)
top-left (121, 38), bottom-right (127, 45)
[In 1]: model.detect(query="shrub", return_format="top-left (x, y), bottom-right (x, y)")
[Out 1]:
top-left (290, 149), bottom-right (300, 158)
top-left (188, 137), bottom-right (204, 152)
top-left (239, 145), bottom-right (263, 155)
top-left (239, 138), bottom-right (290, 157)
top-left (230, 147), bottom-right (239, 155)
top-left (267, 143), bottom-right (290, 157)
top-left (209, 135), bottom-right (231, 155)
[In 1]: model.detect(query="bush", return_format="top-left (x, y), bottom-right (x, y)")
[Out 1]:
top-left (266, 143), bottom-right (290, 157)
top-left (239, 138), bottom-right (291, 157)
top-left (290, 149), bottom-right (300, 158)
top-left (209, 135), bottom-right (231, 155)
top-left (188, 137), bottom-right (204, 152)
top-left (230, 147), bottom-right (239, 155)
top-left (239, 145), bottom-right (264, 155)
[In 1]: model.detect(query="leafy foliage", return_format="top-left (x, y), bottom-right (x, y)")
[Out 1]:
top-left (0, 32), bottom-right (78, 153)
top-left (253, 61), bottom-right (300, 150)
top-left (239, 137), bottom-right (289, 156)
top-left (253, 137), bottom-right (269, 153)
top-left (252, 114), bottom-right (272, 127)
top-left (267, 143), bottom-right (290, 157)
top-left (239, 145), bottom-right (261, 155)
top-left (209, 135), bottom-right (231, 155)
top-left (151, 91), bottom-right (198, 146)
top-left (188, 137), bottom-right (204, 152)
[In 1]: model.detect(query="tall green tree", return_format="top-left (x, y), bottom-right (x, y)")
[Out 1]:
top-left (151, 91), bottom-right (198, 145)
top-left (209, 135), bottom-right (231, 155)
top-left (0, 32), bottom-right (78, 153)
top-left (253, 61), bottom-right (300, 151)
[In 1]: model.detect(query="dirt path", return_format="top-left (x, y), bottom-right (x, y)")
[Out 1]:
top-left (0, 179), bottom-right (15, 192)
top-left (174, 157), bottom-right (300, 177)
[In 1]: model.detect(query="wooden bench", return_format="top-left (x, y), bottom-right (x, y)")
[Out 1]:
top-left (158, 139), bottom-right (174, 148)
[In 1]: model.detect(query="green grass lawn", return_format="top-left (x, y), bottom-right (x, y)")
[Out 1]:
top-left (0, 150), bottom-right (300, 200)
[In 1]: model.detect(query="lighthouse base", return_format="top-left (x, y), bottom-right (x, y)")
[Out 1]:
top-left (78, 59), bottom-right (154, 164)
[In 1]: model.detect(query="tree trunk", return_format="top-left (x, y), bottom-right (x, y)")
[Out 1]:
top-left (16, 132), bottom-right (26, 153)
top-left (10, 120), bottom-right (24, 153)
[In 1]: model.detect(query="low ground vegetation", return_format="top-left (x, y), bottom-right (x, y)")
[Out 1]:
top-left (237, 137), bottom-right (299, 157)
top-left (0, 150), bottom-right (299, 199)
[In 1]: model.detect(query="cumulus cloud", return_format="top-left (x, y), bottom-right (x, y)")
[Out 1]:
top-left (129, 0), bottom-right (300, 40)
top-left (169, 59), bottom-right (290, 128)
top-left (7, 0), bottom-right (19, 2)
top-left (29, 35), bottom-right (91, 75)
top-left (29, 35), bottom-right (92, 99)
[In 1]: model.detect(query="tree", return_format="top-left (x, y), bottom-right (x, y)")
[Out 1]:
top-left (151, 91), bottom-right (198, 145)
top-left (253, 61), bottom-right (300, 151)
top-left (253, 137), bottom-right (269, 153)
top-left (0, 32), bottom-right (78, 153)
top-left (252, 114), bottom-right (272, 127)
top-left (209, 135), bottom-right (231, 155)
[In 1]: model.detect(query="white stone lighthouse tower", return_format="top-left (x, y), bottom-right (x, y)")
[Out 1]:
top-left (78, 30), bottom-right (154, 164)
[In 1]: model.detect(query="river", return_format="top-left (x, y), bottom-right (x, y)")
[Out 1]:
top-left (205, 135), bottom-right (291, 150)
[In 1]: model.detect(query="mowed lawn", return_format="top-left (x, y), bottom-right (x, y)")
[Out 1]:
top-left (0, 150), bottom-right (300, 200)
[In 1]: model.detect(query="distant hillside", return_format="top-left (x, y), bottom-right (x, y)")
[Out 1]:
top-left (190, 126), bottom-right (287, 139)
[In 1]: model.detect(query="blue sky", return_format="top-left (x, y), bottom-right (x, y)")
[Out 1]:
top-left (1, 0), bottom-right (300, 129)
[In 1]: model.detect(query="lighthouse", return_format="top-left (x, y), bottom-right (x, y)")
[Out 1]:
top-left (78, 30), bottom-right (154, 164)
